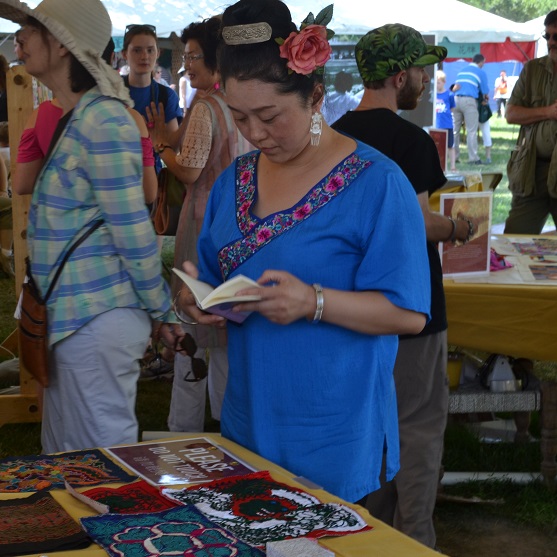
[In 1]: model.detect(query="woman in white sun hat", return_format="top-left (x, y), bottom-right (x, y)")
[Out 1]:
top-left (1, 0), bottom-right (180, 453)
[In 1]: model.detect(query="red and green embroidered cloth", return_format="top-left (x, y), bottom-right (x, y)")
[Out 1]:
top-left (163, 470), bottom-right (371, 546)
top-left (80, 480), bottom-right (178, 514)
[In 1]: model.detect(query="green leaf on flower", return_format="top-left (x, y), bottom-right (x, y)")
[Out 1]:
top-left (326, 29), bottom-right (335, 40)
top-left (315, 4), bottom-right (333, 27)
top-left (301, 11), bottom-right (315, 29)
top-left (275, 37), bottom-right (285, 46)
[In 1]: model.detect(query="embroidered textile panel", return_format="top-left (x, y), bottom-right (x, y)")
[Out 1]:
top-left (0, 449), bottom-right (137, 492)
top-left (0, 491), bottom-right (90, 556)
top-left (163, 470), bottom-right (371, 546)
top-left (81, 503), bottom-right (264, 557)
top-left (81, 480), bottom-right (178, 514)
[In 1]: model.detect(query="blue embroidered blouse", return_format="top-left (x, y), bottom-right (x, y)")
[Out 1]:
top-left (196, 141), bottom-right (431, 502)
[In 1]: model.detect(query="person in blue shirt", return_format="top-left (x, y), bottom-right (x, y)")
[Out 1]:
top-left (435, 70), bottom-right (456, 172)
top-left (122, 24), bottom-right (182, 174)
top-left (452, 53), bottom-right (489, 165)
top-left (174, 0), bottom-right (431, 506)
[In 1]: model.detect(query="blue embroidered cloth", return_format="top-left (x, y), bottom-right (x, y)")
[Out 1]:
top-left (81, 504), bottom-right (264, 557)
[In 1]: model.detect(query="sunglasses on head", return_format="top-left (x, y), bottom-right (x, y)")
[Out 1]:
top-left (124, 24), bottom-right (157, 38)
top-left (543, 32), bottom-right (557, 41)
top-left (175, 334), bottom-right (208, 382)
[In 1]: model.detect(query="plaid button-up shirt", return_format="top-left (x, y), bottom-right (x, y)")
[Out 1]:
top-left (27, 87), bottom-right (171, 346)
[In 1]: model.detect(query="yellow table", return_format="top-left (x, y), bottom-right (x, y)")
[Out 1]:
top-left (444, 255), bottom-right (557, 486)
top-left (444, 280), bottom-right (557, 361)
top-left (2, 433), bottom-right (445, 557)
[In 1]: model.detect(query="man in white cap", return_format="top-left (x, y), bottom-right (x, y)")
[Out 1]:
top-left (1, 0), bottom-right (181, 453)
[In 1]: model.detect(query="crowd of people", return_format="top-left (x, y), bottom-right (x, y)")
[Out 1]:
top-left (2, 0), bottom-right (557, 552)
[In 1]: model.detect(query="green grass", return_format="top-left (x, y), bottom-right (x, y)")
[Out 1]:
top-left (443, 420), bottom-right (541, 473)
top-left (438, 480), bottom-right (557, 533)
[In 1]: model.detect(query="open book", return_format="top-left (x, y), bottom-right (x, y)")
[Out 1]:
top-left (173, 268), bottom-right (262, 324)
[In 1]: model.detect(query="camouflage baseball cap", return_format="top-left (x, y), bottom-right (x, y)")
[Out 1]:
top-left (356, 23), bottom-right (447, 82)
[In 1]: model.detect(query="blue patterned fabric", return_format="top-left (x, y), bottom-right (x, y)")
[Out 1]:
top-left (81, 504), bottom-right (264, 557)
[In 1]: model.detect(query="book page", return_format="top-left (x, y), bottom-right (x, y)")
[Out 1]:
top-left (172, 268), bottom-right (214, 307)
top-left (203, 274), bottom-right (262, 307)
top-left (173, 268), bottom-right (262, 309)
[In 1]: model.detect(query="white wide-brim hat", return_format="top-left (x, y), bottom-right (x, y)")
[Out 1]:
top-left (0, 0), bottom-right (131, 105)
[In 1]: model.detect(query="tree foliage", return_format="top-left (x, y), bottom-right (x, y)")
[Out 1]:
top-left (460, 0), bottom-right (552, 23)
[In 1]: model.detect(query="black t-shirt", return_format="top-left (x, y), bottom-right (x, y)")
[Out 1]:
top-left (334, 108), bottom-right (448, 336)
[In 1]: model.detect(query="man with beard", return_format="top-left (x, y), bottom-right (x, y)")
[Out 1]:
top-left (504, 9), bottom-right (557, 234)
top-left (334, 24), bottom-right (474, 549)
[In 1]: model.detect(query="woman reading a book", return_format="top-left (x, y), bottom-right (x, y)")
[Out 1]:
top-left (174, 0), bottom-right (431, 505)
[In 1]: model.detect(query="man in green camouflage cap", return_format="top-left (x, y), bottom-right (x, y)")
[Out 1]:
top-left (355, 23), bottom-right (447, 84)
top-left (334, 23), bottom-right (475, 551)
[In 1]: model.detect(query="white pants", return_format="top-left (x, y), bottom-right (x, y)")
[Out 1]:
top-left (41, 308), bottom-right (151, 453)
top-left (167, 345), bottom-right (228, 432)
top-left (478, 120), bottom-right (492, 148)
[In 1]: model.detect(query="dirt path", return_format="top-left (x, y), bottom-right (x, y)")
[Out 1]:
top-left (435, 508), bottom-right (557, 557)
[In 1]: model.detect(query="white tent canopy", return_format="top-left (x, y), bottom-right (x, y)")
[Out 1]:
top-left (331, 0), bottom-right (535, 43)
top-left (0, 0), bottom-right (536, 42)
top-left (520, 16), bottom-right (547, 57)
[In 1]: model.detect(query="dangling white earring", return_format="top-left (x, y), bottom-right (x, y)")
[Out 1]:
top-left (310, 112), bottom-right (323, 147)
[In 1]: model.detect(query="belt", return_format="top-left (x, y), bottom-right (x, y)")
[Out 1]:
top-left (456, 95), bottom-right (475, 98)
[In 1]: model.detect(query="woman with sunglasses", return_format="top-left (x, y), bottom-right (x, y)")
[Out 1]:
top-left (2, 0), bottom-right (178, 453)
top-left (122, 24), bottom-right (182, 171)
top-left (174, 0), bottom-right (430, 505)
top-left (147, 16), bottom-right (251, 434)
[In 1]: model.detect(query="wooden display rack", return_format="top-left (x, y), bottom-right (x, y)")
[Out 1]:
top-left (0, 65), bottom-right (41, 427)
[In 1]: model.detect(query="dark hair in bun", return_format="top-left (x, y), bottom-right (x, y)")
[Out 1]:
top-left (181, 16), bottom-right (222, 74)
top-left (218, 0), bottom-right (322, 104)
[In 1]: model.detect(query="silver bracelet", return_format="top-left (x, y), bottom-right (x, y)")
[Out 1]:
top-left (310, 283), bottom-right (324, 324)
top-left (172, 293), bottom-right (198, 325)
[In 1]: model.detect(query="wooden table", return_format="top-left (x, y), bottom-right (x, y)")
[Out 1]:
top-left (0, 433), bottom-right (446, 557)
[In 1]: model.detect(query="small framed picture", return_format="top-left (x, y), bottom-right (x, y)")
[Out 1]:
top-left (428, 128), bottom-right (448, 172)
top-left (439, 191), bottom-right (492, 277)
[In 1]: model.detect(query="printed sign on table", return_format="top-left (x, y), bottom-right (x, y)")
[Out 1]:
top-left (106, 438), bottom-right (255, 486)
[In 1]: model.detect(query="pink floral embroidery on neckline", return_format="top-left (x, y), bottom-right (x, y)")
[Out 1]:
top-left (216, 152), bottom-right (371, 280)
